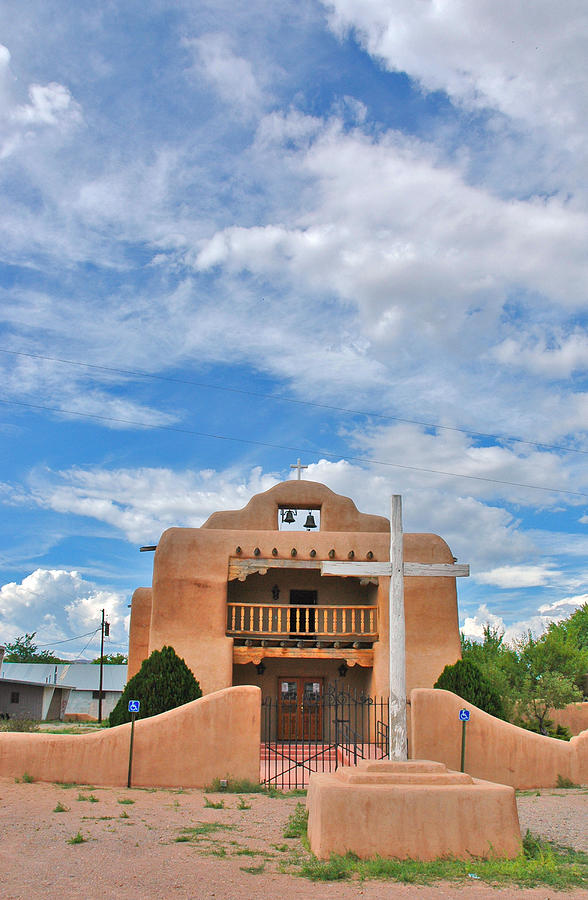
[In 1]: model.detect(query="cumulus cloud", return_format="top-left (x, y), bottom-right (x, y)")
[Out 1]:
top-left (461, 593), bottom-right (588, 643)
top-left (0, 569), bottom-right (127, 658)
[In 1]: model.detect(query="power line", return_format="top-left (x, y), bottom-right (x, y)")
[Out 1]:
top-left (2, 395), bottom-right (587, 499)
top-left (35, 629), bottom-right (101, 647)
top-left (1, 347), bottom-right (586, 456)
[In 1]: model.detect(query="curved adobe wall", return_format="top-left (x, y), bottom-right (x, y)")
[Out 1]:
top-left (0, 686), bottom-right (260, 788)
top-left (411, 688), bottom-right (587, 788)
top-left (201, 480), bottom-right (390, 533)
top-left (549, 702), bottom-right (588, 736)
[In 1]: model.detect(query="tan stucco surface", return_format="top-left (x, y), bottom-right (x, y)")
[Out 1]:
top-left (129, 481), bottom-right (462, 697)
top-left (550, 701), bottom-right (588, 736)
top-left (307, 759), bottom-right (522, 860)
top-left (0, 686), bottom-right (260, 788)
top-left (411, 689), bottom-right (588, 788)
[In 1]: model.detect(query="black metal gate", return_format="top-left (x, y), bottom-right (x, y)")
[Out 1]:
top-left (261, 685), bottom-right (389, 789)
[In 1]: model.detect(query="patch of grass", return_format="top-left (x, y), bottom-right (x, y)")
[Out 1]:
top-left (233, 848), bottom-right (257, 857)
top-left (273, 843), bottom-right (289, 852)
top-left (211, 847), bottom-right (227, 858)
top-left (240, 863), bottom-right (266, 875)
top-left (119, 810), bottom-right (130, 819)
top-left (15, 772), bottom-right (35, 784)
top-left (296, 832), bottom-right (588, 889)
top-left (206, 777), bottom-right (267, 793)
top-left (66, 831), bottom-right (87, 845)
top-left (283, 802), bottom-right (308, 839)
top-left (76, 792), bottom-right (98, 802)
top-left (53, 801), bottom-right (69, 813)
top-left (117, 798), bottom-right (135, 805)
top-left (237, 798), bottom-right (251, 810)
top-left (0, 719), bottom-right (40, 733)
top-left (174, 822), bottom-right (235, 843)
top-left (556, 774), bottom-right (580, 789)
top-left (203, 796), bottom-right (225, 809)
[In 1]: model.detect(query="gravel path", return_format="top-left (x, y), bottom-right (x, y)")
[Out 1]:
top-left (0, 778), bottom-right (586, 900)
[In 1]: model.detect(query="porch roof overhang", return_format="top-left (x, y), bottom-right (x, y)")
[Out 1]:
top-left (233, 645), bottom-right (373, 668)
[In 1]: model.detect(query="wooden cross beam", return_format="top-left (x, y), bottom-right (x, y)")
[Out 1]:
top-left (321, 496), bottom-right (469, 761)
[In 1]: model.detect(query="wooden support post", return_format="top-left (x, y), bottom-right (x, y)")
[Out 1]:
top-left (389, 495), bottom-right (407, 761)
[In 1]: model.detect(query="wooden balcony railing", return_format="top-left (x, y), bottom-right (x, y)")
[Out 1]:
top-left (227, 603), bottom-right (378, 640)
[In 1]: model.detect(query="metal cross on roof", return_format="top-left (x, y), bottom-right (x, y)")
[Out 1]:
top-left (290, 458), bottom-right (308, 480)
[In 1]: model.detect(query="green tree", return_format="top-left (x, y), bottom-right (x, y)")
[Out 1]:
top-left (434, 657), bottom-right (506, 719)
top-left (109, 646), bottom-right (201, 727)
top-left (514, 629), bottom-right (587, 735)
top-left (92, 653), bottom-right (128, 665)
top-left (3, 632), bottom-right (63, 664)
top-left (517, 670), bottom-right (582, 736)
top-left (461, 625), bottom-right (523, 720)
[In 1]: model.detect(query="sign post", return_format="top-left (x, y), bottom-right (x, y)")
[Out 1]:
top-left (127, 700), bottom-right (140, 788)
top-left (459, 708), bottom-right (470, 772)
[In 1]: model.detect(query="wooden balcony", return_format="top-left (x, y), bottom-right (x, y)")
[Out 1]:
top-left (227, 603), bottom-right (378, 641)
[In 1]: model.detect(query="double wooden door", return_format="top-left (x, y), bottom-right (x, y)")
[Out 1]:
top-left (277, 676), bottom-right (323, 740)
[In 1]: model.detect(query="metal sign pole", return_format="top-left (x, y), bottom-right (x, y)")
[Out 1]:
top-left (127, 700), bottom-right (140, 788)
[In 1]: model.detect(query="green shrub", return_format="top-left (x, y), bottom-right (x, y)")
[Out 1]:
top-left (434, 658), bottom-right (505, 719)
top-left (109, 646), bottom-right (201, 726)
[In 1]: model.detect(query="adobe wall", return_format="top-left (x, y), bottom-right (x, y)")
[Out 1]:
top-left (411, 689), bottom-right (588, 788)
top-left (549, 702), bottom-right (588, 736)
top-left (0, 686), bottom-right (260, 788)
top-left (128, 587), bottom-right (153, 680)
top-left (132, 481), bottom-right (462, 696)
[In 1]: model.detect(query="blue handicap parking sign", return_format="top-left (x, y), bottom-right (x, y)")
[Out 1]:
top-left (128, 700), bottom-right (140, 713)
top-left (459, 708), bottom-right (470, 721)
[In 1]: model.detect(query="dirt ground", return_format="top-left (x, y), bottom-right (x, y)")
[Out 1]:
top-left (0, 777), bottom-right (586, 900)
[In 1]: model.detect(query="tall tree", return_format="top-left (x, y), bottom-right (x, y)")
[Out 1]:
top-left (3, 632), bottom-right (63, 664)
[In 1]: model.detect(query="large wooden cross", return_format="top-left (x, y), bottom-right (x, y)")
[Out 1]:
top-left (321, 496), bottom-right (469, 760)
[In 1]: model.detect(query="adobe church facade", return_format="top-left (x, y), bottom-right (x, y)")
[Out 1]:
top-left (128, 480), bottom-right (462, 709)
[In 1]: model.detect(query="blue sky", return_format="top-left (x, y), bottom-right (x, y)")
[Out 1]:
top-left (0, 0), bottom-right (587, 660)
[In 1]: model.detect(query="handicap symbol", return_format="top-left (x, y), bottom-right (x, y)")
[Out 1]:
top-left (128, 700), bottom-right (140, 713)
top-left (459, 708), bottom-right (470, 721)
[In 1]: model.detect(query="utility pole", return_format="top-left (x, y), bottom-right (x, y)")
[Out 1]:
top-left (98, 609), bottom-right (110, 724)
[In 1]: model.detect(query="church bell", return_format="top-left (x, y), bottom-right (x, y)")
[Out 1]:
top-left (303, 511), bottom-right (317, 530)
top-left (283, 509), bottom-right (296, 524)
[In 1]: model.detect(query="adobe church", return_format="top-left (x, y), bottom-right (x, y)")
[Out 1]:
top-left (128, 479), bottom-right (464, 713)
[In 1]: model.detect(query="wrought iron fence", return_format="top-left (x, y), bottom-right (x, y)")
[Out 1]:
top-left (260, 685), bottom-right (389, 789)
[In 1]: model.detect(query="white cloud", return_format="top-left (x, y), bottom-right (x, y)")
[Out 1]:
top-left (185, 32), bottom-right (265, 116)
top-left (0, 569), bottom-right (127, 658)
top-left (0, 43), bottom-right (81, 159)
top-left (2, 464), bottom-right (280, 544)
top-left (475, 564), bottom-right (559, 589)
top-left (461, 593), bottom-right (588, 643)
top-left (492, 330), bottom-right (588, 378)
top-left (322, 0), bottom-right (588, 150)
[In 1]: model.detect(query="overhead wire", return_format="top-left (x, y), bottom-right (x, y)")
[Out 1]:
top-left (0, 347), bottom-right (586, 456)
top-left (1, 395), bottom-right (587, 499)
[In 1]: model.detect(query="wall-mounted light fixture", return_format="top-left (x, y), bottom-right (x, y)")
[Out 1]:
top-left (271, 584), bottom-right (280, 601)
top-left (338, 663), bottom-right (348, 678)
top-left (256, 661), bottom-right (266, 675)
